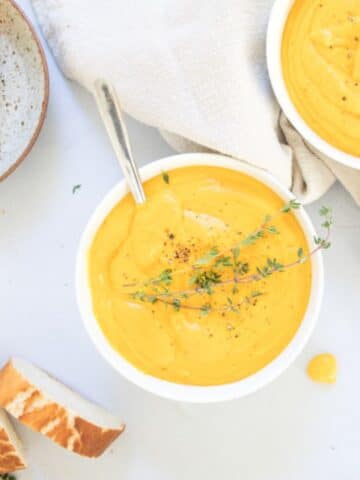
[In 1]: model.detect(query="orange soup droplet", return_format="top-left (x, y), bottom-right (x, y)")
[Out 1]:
top-left (307, 354), bottom-right (337, 384)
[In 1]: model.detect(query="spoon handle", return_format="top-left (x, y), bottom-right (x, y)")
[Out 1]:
top-left (93, 79), bottom-right (146, 204)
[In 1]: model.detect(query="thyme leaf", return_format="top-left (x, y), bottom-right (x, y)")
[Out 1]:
top-left (162, 171), bottom-right (170, 184)
top-left (193, 247), bottom-right (219, 266)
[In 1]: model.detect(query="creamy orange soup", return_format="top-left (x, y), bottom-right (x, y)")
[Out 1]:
top-left (88, 166), bottom-right (311, 385)
top-left (282, 0), bottom-right (360, 156)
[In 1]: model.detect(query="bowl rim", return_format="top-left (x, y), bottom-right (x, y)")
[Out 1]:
top-left (0, 0), bottom-right (49, 181)
top-left (76, 153), bottom-right (324, 403)
top-left (266, 0), bottom-right (360, 170)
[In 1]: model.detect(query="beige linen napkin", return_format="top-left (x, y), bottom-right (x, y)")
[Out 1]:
top-left (31, 0), bottom-right (360, 204)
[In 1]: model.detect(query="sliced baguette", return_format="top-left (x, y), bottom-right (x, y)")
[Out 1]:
top-left (0, 358), bottom-right (125, 458)
top-left (0, 409), bottom-right (26, 473)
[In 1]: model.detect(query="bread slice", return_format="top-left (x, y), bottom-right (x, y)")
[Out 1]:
top-left (0, 409), bottom-right (26, 473)
top-left (0, 358), bottom-right (125, 458)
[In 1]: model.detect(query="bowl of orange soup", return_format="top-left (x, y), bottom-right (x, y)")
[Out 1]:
top-left (76, 153), bottom-right (323, 402)
top-left (267, 0), bottom-right (360, 169)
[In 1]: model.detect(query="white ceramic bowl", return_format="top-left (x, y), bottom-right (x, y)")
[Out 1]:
top-left (76, 153), bottom-right (324, 403)
top-left (267, 0), bottom-right (359, 170)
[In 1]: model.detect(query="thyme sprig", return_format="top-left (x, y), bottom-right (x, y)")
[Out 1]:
top-left (125, 201), bottom-right (332, 315)
top-left (123, 199), bottom-right (299, 289)
top-left (131, 288), bottom-right (264, 314)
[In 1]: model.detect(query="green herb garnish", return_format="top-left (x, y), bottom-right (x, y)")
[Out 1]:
top-left (193, 247), bottom-right (219, 266)
top-left (124, 202), bottom-right (333, 316)
top-left (162, 172), bottom-right (170, 184)
top-left (0, 474), bottom-right (17, 480)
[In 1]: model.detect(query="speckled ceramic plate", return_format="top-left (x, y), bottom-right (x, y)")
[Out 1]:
top-left (0, 0), bottom-right (49, 180)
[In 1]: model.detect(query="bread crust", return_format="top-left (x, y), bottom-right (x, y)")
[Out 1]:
top-left (0, 361), bottom-right (125, 458)
top-left (0, 422), bottom-right (26, 473)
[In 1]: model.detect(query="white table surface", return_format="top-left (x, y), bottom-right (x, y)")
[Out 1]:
top-left (2, 1), bottom-right (360, 478)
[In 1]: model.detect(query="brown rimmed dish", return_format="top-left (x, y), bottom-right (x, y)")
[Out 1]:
top-left (0, 0), bottom-right (49, 181)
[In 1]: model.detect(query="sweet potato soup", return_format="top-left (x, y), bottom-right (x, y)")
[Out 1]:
top-left (282, 0), bottom-right (360, 157)
top-left (88, 167), bottom-right (311, 385)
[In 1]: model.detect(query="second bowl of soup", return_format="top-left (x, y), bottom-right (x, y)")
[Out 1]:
top-left (267, 0), bottom-right (360, 169)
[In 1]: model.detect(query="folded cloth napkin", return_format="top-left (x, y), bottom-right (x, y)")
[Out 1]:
top-left (31, 0), bottom-right (360, 204)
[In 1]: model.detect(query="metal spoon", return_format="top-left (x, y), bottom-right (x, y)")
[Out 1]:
top-left (93, 79), bottom-right (146, 204)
